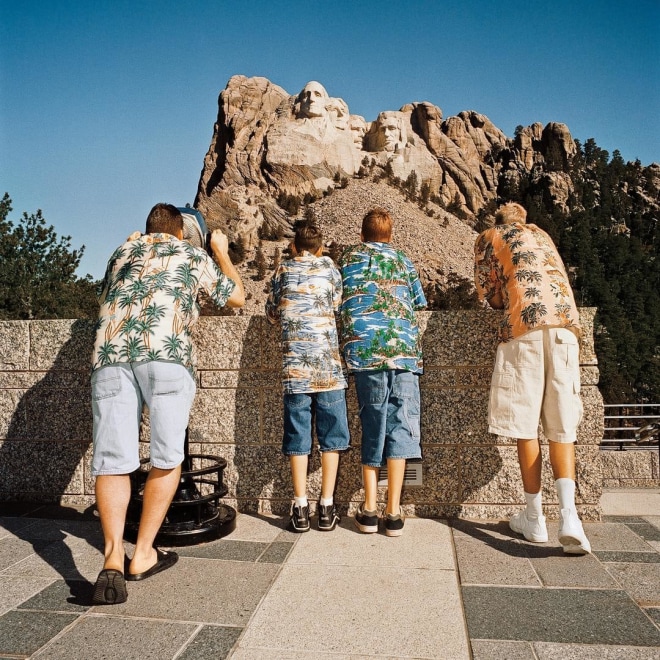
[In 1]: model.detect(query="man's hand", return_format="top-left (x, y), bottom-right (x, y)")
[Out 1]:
top-left (209, 229), bottom-right (229, 256)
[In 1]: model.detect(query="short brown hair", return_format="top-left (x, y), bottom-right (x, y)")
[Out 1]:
top-left (294, 222), bottom-right (323, 254)
top-left (146, 203), bottom-right (183, 236)
top-left (495, 202), bottom-right (527, 225)
top-left (361, 208), bottom-right (392, 242)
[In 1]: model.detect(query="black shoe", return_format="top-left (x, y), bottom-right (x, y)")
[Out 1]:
top-left (384, 512), bottom-right (404, 537)
top-left (354, 504), bottom-right (379, 533)
top-left (318, 502), bottom-right (340, 531)
top-left (290, 503), bottom-right (310, 533)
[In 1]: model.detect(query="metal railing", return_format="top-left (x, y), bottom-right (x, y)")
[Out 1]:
top-left (600, 403), bottom-right (660, 451)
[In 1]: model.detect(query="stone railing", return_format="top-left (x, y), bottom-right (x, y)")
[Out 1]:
top-left (0, 309), bottom-right (605, 519)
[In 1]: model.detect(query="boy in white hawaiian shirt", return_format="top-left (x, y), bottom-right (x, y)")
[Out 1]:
top-left (266, 222), bottom-right (350, 532)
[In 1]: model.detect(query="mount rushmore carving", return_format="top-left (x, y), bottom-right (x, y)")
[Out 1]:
top-left (194, 75), bottom-right (577, 246)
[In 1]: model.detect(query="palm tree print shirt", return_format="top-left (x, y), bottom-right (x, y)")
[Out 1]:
top-left (474, 223), bottom-right (581, 342)
top-left (339, 242), bottom-right (427, 373)
top-left (265, 252), bottom-right (347, 394)
top-left (92, 233), bottom-right (236, 377)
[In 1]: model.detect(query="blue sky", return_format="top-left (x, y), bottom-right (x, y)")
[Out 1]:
top-left (1, 0), bottom-right (658, 279)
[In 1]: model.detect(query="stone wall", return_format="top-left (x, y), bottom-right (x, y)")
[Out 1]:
top-left (0, 310), bottom-right (606, 520)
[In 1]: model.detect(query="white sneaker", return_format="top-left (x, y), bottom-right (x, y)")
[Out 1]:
top-left (509, 509), bottom-right (548, 543)
top-left (558, 508), bottom-right (591, 555)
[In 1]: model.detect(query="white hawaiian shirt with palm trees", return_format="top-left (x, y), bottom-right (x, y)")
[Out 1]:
top-left (266, 252), bottom-right (347, 394)
top-left (92, 233), bottom-right (235, 378)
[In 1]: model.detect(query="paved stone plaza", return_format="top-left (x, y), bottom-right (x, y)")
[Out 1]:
top-left (0, 491), bottom-right (658, 659)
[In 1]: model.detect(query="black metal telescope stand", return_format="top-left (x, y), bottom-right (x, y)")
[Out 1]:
top-left (125, 428), bottom-right (236, 546)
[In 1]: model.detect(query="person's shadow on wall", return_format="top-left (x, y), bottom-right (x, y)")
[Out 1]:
top-left (0, 318), bottom-right (101, 604)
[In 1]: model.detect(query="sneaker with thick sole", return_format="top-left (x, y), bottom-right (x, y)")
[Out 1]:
top-left (384, 512), bottom-right (405, 537)
top-left (509, 509), bottom-right (548, 543)
top-left (318, 502), bottom-right (340, 531)
top-left (354, 504), bottom-right (379, 533)
top-left (558, 508), bottom-right (591, 554)
top-left (290, 504), bottom-right (310, 533)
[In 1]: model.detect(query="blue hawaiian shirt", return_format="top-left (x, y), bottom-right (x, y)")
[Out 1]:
top-left (339, 242), bottom-right (426, 373)
top-left (266, 252), bottom-right (347, 394)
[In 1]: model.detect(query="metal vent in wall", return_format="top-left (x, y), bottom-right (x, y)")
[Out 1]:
top-left (378, 463), bottom-right (423, 486)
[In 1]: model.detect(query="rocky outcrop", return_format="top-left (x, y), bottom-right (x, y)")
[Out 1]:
top-left (195, 75), bottom-right (582, 245)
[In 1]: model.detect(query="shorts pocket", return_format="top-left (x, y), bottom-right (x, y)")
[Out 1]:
top-left (149, 363), bottom-right (185, 396)
top-left (91, 369), bottom-right (121, 401)
top-left (489, 371), bottom-right (513, 426)
top-left (355, 373), bottom-right (386, 405)
top-left (554, 329), bottom-right (580, 371)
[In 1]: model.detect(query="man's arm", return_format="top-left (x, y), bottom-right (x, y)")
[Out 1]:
top-left (209, 230), bottom-right (245, 308)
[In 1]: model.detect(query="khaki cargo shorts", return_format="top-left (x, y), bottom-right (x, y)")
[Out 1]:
top-left (487, 327), bottom-right (582, 443)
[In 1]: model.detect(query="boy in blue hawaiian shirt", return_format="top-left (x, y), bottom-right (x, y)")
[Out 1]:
top-left (339, 208), bottom-right (426, 537)
top-left (266, 222), bottom-right (350, 532)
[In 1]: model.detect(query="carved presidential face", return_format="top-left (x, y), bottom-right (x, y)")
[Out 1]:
top-left (377, 112), bottom-right (405, 152)
top-left (327, 97), bottom-right (349, 129)
top-left (349, 115), bottom-right (367, 146)
top-left (297, 81), bottom-right (329, 119)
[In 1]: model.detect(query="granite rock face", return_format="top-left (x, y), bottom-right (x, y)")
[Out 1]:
top-left (194, 75), bottom-right (579, 247)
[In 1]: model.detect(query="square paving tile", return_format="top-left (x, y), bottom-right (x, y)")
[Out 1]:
top-left (0, 609), bottom-right (79, 656)
top-left (470, 639), bottom-right (536, 659)
top-left (0, 576), bottom-right (55, 615)
top-left (0, 536), bottom-right (52, 571)
top-left (461, 586), bottom-right (660, 646)
top-left (177, 625), bottom-right (242, 659)
top-left (644, 607), bottom-right (660, 627)
top-left (16, 579), bottom-right (92, 611)
top-left (453, 536), bottom-right (540, 586)
top-left (581, 523), bottom-right (655, 552)
top-left (101, 557), bottom-right (278, 626)
top-left (529, 554), bottom-right (619, 588)
top-left (604, 562), bottom-right (660, 605)
top-left (594, 551), bottom-right (660, 563)
top-left (533, 641), bottom-right (660, 659)
top-left (288, 517), bottom-right (455, 569)
top-left (176, 540), bottom-right (268, 562)
top-left (30, 615), bottom-right (197, 659)
top-left (239, 564), bottom-right (469, 658)
top-left (626, 522), bottom-right (660, 542)
top-left (257, 541), bottom-right (293, 563)
top-left (225, 513), bottom-right (289, 543)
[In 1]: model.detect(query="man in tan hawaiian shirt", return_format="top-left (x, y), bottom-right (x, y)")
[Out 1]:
top-left (475, 202), bottom-right (590, 554)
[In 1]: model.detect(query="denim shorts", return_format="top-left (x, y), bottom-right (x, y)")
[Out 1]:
top-left (282, 389), bottom-right (350, 456)
top-left (91, 362), bottom-right (196, 476)
top-left (488, 327), bottom-right (583, 443)
top-left (354, 370), bottom-right (422, 467)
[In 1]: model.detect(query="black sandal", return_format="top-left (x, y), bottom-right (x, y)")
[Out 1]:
top-left (92, 568), bottom-right (127, 605)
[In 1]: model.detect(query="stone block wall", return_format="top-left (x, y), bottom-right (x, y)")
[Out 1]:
top-left (0, 309), bottom-right (606, 519)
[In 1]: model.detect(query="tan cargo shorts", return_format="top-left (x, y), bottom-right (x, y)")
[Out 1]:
top-left (487, 327), bottom-right (583, 443)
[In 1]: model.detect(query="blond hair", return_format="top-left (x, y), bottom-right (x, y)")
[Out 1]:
top-left (495, 202), bottom-right (527, 225)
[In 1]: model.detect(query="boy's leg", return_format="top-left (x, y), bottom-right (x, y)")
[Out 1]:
top-left (320, 451), bottom-right (339, 500)
top-left (517, 438), bottom-right (542, 494)
top-left (290, 454), bottom-right (309, 499)
top-left (385, 457), bottom-right (406, 516)
top-left (363, 465), bottom-right (379, 511)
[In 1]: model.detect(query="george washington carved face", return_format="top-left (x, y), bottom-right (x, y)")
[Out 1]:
top-left (296, 81), bottom-right (330, 119)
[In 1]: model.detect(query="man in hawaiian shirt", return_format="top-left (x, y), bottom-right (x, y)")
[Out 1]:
top-left (266, 221), bottom-right (350, 533)
top-left (339, 208), bottom-right (426, 537)
top-left (90, 203), bottom-right (245, 604)
top-left (474, 201), bottom-right (590, 554)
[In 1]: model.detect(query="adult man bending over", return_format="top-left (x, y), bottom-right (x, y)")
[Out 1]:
top-left (474, 202), bottom-right (590, 554)
top-left (90, 203), bottom-right (245, 604)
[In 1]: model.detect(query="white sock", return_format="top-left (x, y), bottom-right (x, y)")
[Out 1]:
top-left (555, 478), bottom-right (576, 511)
top-left (524, 491), bottom-right (543, 519)
top-left (294, 495), bottom-right (308, 508)
top-left (319, 496), bottom-right (333, 506)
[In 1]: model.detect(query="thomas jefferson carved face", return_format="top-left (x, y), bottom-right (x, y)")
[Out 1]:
top-left (296, 81), bottom-right (329, 119)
